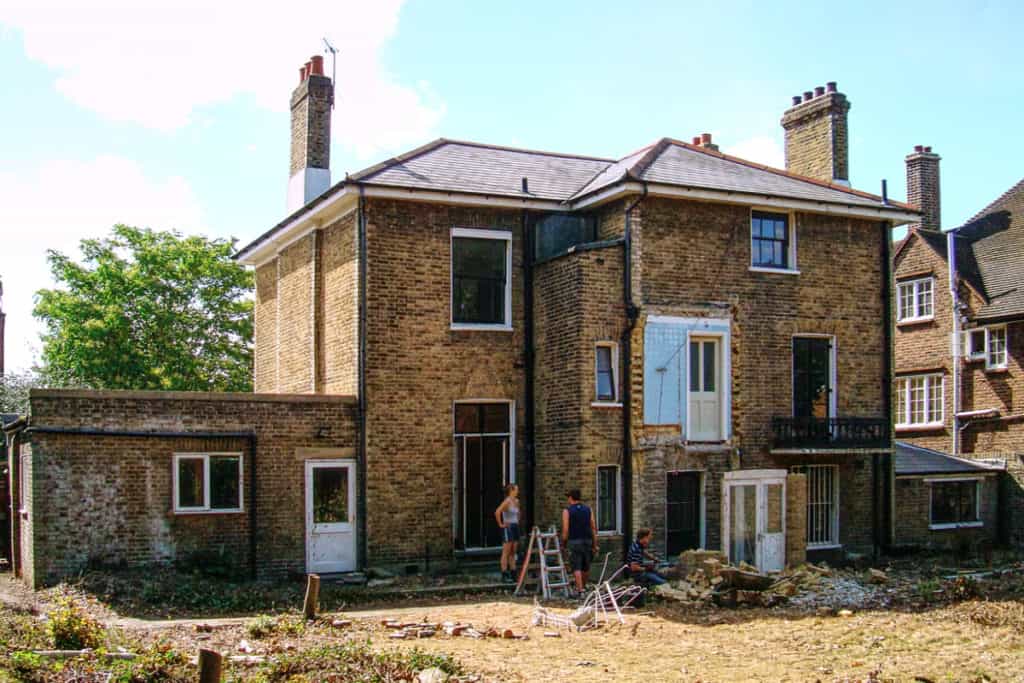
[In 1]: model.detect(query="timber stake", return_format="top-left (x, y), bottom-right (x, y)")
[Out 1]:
top-left (303, 573), bottom-right (321, 620)
top-left (197, 648), bottom-right (222, 683)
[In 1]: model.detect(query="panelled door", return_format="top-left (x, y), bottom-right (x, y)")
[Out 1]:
top-left (305, 460), bottom-right (357, 574)
top-left (666, 472), bottom-right (701, 555)
top-left (688, 337), bottom-right (721, 441)
top-left (723, 471), bottom-right (786, 573)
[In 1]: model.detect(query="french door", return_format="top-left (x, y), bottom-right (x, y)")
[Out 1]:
top-left (723, 471), bottom-right (786, 572)
top-left (688, 337), bottom-right (721, 441)
top-left (793, 337), bottom-right (833, 419)
top-left (453, 402), bottom-right (512, 549)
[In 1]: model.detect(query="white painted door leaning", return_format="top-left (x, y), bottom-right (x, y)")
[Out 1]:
top-left (305, 459), bottom-right (357, 574)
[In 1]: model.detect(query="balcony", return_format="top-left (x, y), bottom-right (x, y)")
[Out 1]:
top-left (771, 417), bottom-right (889, 451)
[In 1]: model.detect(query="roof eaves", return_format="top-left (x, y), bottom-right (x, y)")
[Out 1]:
top-left (234, 179), bottom-right (350, 261)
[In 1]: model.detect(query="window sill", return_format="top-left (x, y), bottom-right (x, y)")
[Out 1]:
top-left (171, 508), bottom-right (245, 516)
top-left (749, 266), bottom-right (800, 275)
top-left (597, 531), bottom-right (621, 537)
top-left (591, 401), bottom-right (623, 409)
top-left (806, 543), bottom-right (842, 550)
top-left (451, 323), bottom-right (513, 332)
top-left (984, 366), bottom-right (1008, 374)
top-left (929, 521), bottom-right (983, 530)
top-left (896, 423), bottom-right (945, 433)
top-left (896, 317), bottom-right (935, 327)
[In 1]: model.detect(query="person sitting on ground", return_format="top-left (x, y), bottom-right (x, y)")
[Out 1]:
top-left (561, 488), bottom-right (598, 594)
top-left (494, 483), bottom-right (520, 584)
top-left (628, 528), bottom-right (667, 586)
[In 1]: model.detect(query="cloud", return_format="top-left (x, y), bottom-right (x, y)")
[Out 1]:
top-left (0, 0), bottom-right (444, 158)
top-left (0, 156), bottom-right (205, 372)
top-left (724, 135), bottom-right (785, 169)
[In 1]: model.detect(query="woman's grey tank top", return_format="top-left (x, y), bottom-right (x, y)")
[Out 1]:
top-left (502, 500), bottom-right (519, 525)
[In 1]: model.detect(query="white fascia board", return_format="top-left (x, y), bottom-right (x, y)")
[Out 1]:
top-left (571, 181), bottom-right (920, 224)
top-left (239, 189), bottom-right (358, 267)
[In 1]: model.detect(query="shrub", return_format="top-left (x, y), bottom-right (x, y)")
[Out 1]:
top-left (246, 614), bottom-right (305, 639)
top-left (47, 597), bottom-right (105, 650)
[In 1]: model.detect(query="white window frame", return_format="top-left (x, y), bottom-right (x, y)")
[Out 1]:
top-left (172, 452), bottom-right (245, 514)
top-left (964, 328), bottom-right (989, 361)
top-left (593, 342), bottom-right (621, 407)
top-left (790, 464), bottom-right (840, 549)
top-left (926, 477), bottom-right (983, 530)
top-left (749, 209), bottom-right (799, 275)
top-left (595, 465), bottom-right (621, 536)
top-left (985, 325), bottom-right (1008, 370)
top-left (450, 227), bottom-right (513, 331)
top-left (896, 277), bottom-right (934, 323)
top-left (895, 373), bottom-right (944, 430)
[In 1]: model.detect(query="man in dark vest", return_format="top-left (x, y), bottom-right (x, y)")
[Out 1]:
top-left (561, 488), bottom-right (598, 593)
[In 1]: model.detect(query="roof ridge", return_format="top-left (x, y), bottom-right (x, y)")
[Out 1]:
top-left (659, 138), bottom-right (914, 209)
top-left (435, 137), bottom-right (616, 163)
top-left (348, 138), bottom-right (450, 182)
top-left (963, 177), bottom-right (1024, 226)
top-left (628, 138), bottom-right (673, 179)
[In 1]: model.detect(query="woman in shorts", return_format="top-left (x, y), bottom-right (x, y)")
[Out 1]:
top-left (494, 483), bottom-right (520, 583)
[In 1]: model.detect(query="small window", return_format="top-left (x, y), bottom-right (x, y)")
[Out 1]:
top-left (987, 326), bottom-right (1008, 370)
top-left (895, 374), bottom-right (943, 428)
top-left (751, 211), bottom-right (793, 270)
top-left (595, 343), bottom-right (619, 404)
top-left (930, 480), bottom-right (981, 528)
top-left (966, 328), bottom-right (988, 360)
top-left (451, 228), bottom-right (511, 328)
top-left (896, 277), bottom-right (934, 322)
top-left (791, 464), bottom-right (839, 547)
top-left (596, 465), bottom-right (620, 534)
top-left (173, 453), bottom-right (243, 513)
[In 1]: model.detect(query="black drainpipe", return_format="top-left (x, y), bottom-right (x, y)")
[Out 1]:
top-left (522, 210), bottom-right (537, 528)
top-left (878, 220), bottom-right (894, 555)
top-left (357, 185), bottom-right (369, 570)
top-left (20, 426), bottom-right (259, 577)
top-left (621, 184), bottom-right (647, 558)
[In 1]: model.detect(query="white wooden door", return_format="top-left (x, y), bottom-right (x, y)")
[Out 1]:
top-left (688, 337), bottom-right (721, 441)
top-left (723, 471), bottom-right (786, 573)
top-left (305, 460), bottom-right (356, 574)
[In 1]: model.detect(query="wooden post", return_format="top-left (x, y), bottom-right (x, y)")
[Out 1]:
top-left (197, 648), bottom-right (222, 683)
top-left (302, 573), bottom-right (321, 620)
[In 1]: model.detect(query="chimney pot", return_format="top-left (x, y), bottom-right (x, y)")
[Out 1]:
top-left (782, 84), bottom-right (851, 182)
top-left (826, 81), bottom-right (837, 93)
top-left (924, 146), bottom-right (932, 153)
top-left (792, 95), bottom-right (802, 106)
top-left (701, 133), bottom-right (712, 144)
top-left (814, 86), bottom-right (825, 97)
top-left (311, 55), bottom-right (324, 76)
top-left (299, 66), bottom-right (307, 84)
top-left (803, 91), bottom-right (813, 102)
top-left (914, 145), bottom-right (924, 153)
top-left (692, 136), bottom-right (701, 145)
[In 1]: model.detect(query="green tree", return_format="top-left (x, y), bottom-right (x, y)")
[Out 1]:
top-left (34, 225), bottom-right (253, 392)
top-left (0, 370), bottom-right (41, 414)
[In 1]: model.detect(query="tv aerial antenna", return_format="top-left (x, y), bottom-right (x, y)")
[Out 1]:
top-left (323, 37), bottom-right (339, 109)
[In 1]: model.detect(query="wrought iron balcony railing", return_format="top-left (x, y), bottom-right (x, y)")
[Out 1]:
top-left (771, 417), bottom-right (889, 450)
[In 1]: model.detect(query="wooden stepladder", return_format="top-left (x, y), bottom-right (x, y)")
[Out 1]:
top-left (515, 526), bottom-right (571, 600)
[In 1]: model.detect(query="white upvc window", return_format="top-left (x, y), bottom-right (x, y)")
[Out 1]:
top-left (173, 453), bottom-right (244, 513)
top-left (596, 465), bottom-right (621, 535)
top-left (790, 464), bottom-right (839, 548)
top-left (450, 227), bottom-right (513, 331)
top-left (896, 277), bottom-right (934, 322)
top-left (593, 342), bottom-right (620, 406)
top-left (895, 374), bottom-right (944, 429)
top-left (963, 325), bottom-right (1008, 370)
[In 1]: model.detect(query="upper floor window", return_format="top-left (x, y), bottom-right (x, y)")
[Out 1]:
top-left (750, 210), bottom-right (795, 271)
top-left (895, 374), bottom-right (943, 429)
top-left (964, 325), bottom-right (1008, 370)
top-left (896, 277), bottom-right (934, 322)
top-left (594, 342), bottom-right (619, 405)
top-left (173, 453), bottom-right (243, 513)
top-left (451, 228), bottom-right (512, 330)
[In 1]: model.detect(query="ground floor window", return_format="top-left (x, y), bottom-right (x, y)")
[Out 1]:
top-left (790, 465), bottom-right (838, 547)
top-left (596, 465), bottom-right (620, 534)
top-left (173, 453), bottom-right (243, 513)
top-left (454, 402), bottom-right (512, 549)
top-left (929, 479), bottom-right (981, 528)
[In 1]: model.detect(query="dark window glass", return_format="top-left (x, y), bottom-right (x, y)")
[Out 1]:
top-left (177, 458), bottom-right (204, 508)
top-left (751, 211), bottom-right (790, 268)
top-left (313, 467), bottom-right (349, 524)
top-left (210, 456), bottom-right (240, 509)
top-left (452, 237), bottom-right (507, 324)
top-left (596, 346), bottom-right (615, 401)
top-left (597, 466), bottom-right (618, 532)
top-left (689, 341), bottom-right (700, 392)
top-left (931, 481), bottom-right (979, 525)
top-left (482, 403), bottom-right (511, 433)
top-left (455, 404), bottom-right (481, 434)
top-left (703, 341), bottom-right (715, 393)
top-left (455, 403), bottom-right (510, 435)
top-left (534, 214), bottom-right (597, 260)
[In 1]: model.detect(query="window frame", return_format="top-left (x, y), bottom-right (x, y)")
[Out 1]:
top-left (927, 477), bottom-right (983, 530)
top-left (790, 464), bottom-right (840, 549)
top-left (896, 277), bottom-right (935, 323)
top-left (895, 373), bottom-right (944, 430)
top-left (749, 209), bottom-right (798, 274)
top-left (450, 227), bottom-right (513, 331)
top-left (593, 342), bottom-right (621, 407)
top-left (172, 452), bottom-right (244, 514)
top-left (985, 325), bottom-right (1008, 370)
top-left (595, 465), bottom-right (621, 535)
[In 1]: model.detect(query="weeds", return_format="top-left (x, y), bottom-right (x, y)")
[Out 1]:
top-left (255, 642), bottom-right (463, 682)
top-left (47, 597), bottom-right (105, 650)
top-left (246, 614), bottom-right (305, 640)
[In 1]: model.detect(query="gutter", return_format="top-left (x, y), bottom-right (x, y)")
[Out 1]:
top-left (948, 229), bottom-right (961, 455)
top-left (621, 183), bottom-right (647, 558)
top-left (878, 220), bottom-right (894, 554)
top-left (522, 210), bottom-right (537, 528)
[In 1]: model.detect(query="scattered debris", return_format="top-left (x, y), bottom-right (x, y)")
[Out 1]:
top-left (237, 639), bottom-right (254, 654)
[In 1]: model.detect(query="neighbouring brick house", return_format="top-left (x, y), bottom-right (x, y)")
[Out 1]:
top-left (892, 150), bottom-right (1024, 546)
top-left (7, 65), bottom-right (919, 587)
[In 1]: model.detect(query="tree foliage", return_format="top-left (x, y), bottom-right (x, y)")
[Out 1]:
top-left (34, 225), bottom-right (253, 392)
top-left (0, 370), bottom-right (41, 415)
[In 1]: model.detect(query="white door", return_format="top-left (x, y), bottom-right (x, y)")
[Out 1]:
top-left (723, 471), bottom-right (786, 573)
top-left (688, 337), bottom-right (721, 441)
top-left (305, 460), bottom-right (357, 574)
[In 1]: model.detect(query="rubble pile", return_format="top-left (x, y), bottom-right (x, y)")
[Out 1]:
top-left (381, 618), bottom-right (527, 641)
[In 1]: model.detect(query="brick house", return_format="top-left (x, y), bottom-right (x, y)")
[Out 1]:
top-left (893, 153), bottom-right (1024, 547)
top-left (6, 65), bottom-right (919, 587)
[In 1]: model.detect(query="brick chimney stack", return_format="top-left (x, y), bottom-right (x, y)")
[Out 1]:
top-left (905, 145), bottom-right (941, 231)
top-left (287, 54), bottom-right (334, 212)
top-left (780, 81), bottom-right (850, 185)
top-left (691, 133), bottom-right (720, 152)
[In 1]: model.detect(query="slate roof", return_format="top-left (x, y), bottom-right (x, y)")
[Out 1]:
top-left (895, 441), bottom-right (1000, 476)
top-left (957, 178), bottom-right (1024, 321)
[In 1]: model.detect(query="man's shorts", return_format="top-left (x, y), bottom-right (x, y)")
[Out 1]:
top-left (568, 539), bottom-right (593, 572)
top-left (502, 523), bottom-right (520, 543)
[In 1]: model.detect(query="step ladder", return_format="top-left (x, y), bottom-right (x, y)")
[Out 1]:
top-left (515, 526), bottom-right (571, 600)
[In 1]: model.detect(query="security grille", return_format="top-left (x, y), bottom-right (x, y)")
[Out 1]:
top-left (791, 465), bottom-right (838, 547)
